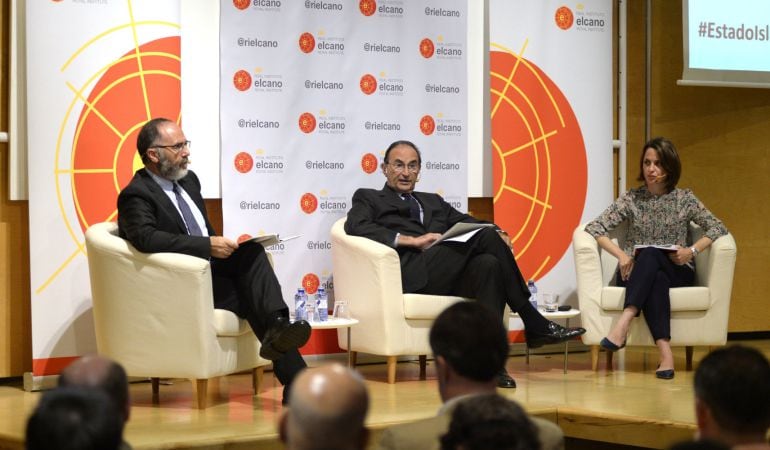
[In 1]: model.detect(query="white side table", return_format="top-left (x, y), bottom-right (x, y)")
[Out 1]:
top-left (510, 308), bottom-right (581, 373)
top-left (307, 317), bottom-right (359, 367)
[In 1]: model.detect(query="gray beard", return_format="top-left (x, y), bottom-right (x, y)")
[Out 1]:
top-left (158, 153), bottom-right (188, 181)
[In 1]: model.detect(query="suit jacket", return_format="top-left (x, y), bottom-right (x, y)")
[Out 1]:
top-left (344, 184), bottom-right (489, 292)
top-left (117, 169), bottom-right (215, 259)
top-left (376, 404), bottom-right (564, 450)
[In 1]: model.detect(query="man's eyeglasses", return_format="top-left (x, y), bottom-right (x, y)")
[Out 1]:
top-left (151, 140), bottom-right (191, 153)
top-left (388, 162), bottom-right (420, 173)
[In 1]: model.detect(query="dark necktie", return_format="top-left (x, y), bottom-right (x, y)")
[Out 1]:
top-left (402, 193), bottom-right (421, 222)
top-left (173, 183), bottom-right (203, 236)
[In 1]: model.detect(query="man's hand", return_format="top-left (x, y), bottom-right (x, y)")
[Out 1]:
top-left (398, 233), bottom-right (442, 251)
top-left (210, 236), bottom-right (238, 259)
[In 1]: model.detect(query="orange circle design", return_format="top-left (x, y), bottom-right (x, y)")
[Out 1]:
top-left (300, 193), bottom-right (318, 214)
top-left (555, 6), bottom-right (574, 30)
top-left (490, 50), bottom-right (587, 280)
top-left (299, 32), bottom-right (316, 54)
top-left (233, 70), bottom-right (252, 91)
top-left (234, 152), bottom-right (253, 173)
top-left (419, 115), bottom-right (435, 135)
top-left (233, 0), bottom-right (250, 11)
top-left (71, 36), bottom-right (180, 234)
top-left (419, 38), bottom-right (435, 58)
top-left (298, 112), bottom-right (317, 133)
top-left (359, 0), bottom-right (376, 16)
top-left (360, 74), bottom-right (377, 95)
top-left (302, 273), bottom-right (320, 295)
top-left (237, 234), bottom-right (252, 244)
top-left (361, 153), bottom-right (378, 174)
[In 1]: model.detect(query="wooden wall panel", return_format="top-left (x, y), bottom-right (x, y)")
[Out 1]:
top-left (0, 1), bottom-right (32, 377)
top-left (629, 1), bottom-right (770, 332)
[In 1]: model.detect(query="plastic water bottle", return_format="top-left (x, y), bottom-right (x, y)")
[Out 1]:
top-left (294, 288), bottom-right (307, 321)
top-left (527, 280), bottom-right (539, 310)
top-left (316, 287), bottom-right (328, 322)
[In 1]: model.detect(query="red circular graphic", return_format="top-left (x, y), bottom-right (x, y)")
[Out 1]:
top-left (419, 115), bottom-right (435, 135)
top-left (419, 38), bottom-right (435, 58)
top-left (490, 50), bottom-right (587, 280)
top-left (302, 273), bottom-right (320, 295)
top-left (299, 32), bottom-right (316, 54)
top-left (237, 234), bottom-right (252, 244)
top-left (234, 152), bottom-right (253, 173)
top-left (233, 70), bottom-right (252, 91)
top-left (71, 37), bottom-right (180, 234)
top-left (359, 0), bottom-right (376, 16)
top-left (298, 112), bottom-right (317, 133)
top-left (360, 74), bottom-right (377, 95)
top-left (555, 6), bottom-right (574, 30)
top-left (361, 153), bottom-right (378, 174)
top-left (233, 0), bottom-right (250, 10)
top-left (300, 193), bottom-right (318, 214)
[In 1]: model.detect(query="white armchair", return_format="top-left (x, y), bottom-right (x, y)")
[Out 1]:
top-left (84, 222), bottom-right (271, 408)
top-left (330, 218), bottom-right (468, 383)
top-left (573, 222), bottom-right (737, 371)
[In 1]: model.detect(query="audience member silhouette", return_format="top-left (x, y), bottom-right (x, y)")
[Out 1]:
top-left (279, 364), bottom-right (369, 450)
top-left (26, 387), bottom-right (123, 450)
top-left (440, 394), bottom-right (540, 450)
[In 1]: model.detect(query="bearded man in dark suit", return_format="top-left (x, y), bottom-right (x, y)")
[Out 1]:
top-left (345, 140), bottom-right (585, 388)
top-left (117, 118), bottom-right (309, 401)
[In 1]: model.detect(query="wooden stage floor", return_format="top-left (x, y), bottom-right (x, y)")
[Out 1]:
top-left (2, 340), bottom-right (769, 450)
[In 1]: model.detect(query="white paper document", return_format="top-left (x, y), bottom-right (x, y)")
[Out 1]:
top-left (246, 234), bottom-right (301, 248)
top-left (426, 223), bottom-right (496, 249)
top-left (633, 244), bottom-right (678, 257)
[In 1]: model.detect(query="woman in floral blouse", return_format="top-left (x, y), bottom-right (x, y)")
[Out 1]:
top-left (585, 137), bottom-right (727, 380)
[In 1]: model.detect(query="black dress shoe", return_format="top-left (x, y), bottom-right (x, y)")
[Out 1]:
top-left (260, 317), bottom-right (311, 361)
top-left (655, 369), bottom-right (675, 380)
top-left (525, 321), bottom-right (586, 349)
top-left (497, 369), bottom-right (516, 388)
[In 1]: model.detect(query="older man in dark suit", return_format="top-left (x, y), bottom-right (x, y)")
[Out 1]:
top-left (345, 140), bottom-right (585, 388)
top-left (117, 118), bottom-right (309, 400)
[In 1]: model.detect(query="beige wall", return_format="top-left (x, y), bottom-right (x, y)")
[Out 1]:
top-left (1, 1), bottom-right (768, 376)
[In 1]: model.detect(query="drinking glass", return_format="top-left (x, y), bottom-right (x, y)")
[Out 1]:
top-left (543, 293), bottom-right (559, 313)
top-left (333, 301), bottom-right (350, 319)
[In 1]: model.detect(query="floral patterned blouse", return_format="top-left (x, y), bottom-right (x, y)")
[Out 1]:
top-left (585, 186), bottom-right (728, 258)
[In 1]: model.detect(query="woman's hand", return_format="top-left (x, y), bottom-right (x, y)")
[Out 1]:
top-left (669, 246), bottom-right (694, 265)
top-left (618, 253), bottom-right (635, 281)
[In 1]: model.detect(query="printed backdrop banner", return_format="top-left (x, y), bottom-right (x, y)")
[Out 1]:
top-left (489, 1), bottom-right (613, 314)
top-left (220, 0), bottom-right (468, 353)
top-left (26, 0), bottom-right (180, 377)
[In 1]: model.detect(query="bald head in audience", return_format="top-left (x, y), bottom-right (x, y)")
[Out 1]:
top-left (280, 364), bottom-right (369, 450)
top-left (59, 355), bottom-right (130, 423)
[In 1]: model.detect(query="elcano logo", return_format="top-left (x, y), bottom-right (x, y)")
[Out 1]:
top-left (299, 32), bottom-right (316, 53)
top-left (233, 0), bottom-right (250, 10)
top-left (361, 153), bottom-right (378, 174)
top-left (555, 6), bottom-right (574, 30)
top-left (359, 0), bottom-right (376, 16)
top-left (302, 273), bottom-right (320, 295)
top-left (360, 74), bottom-right (377, 95)
top-left (234, 152), bottom-right (254, 173)
top-left (300, 192), bottom-right (319, 214)
top-left (420, 115), bottom-right (436, 135)
top-left (233, 70), bottom-right (252, 91)
top-left (419, 38), bottom-right (435, 58)
top-left (298, 112), bottom-right (317, 133)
